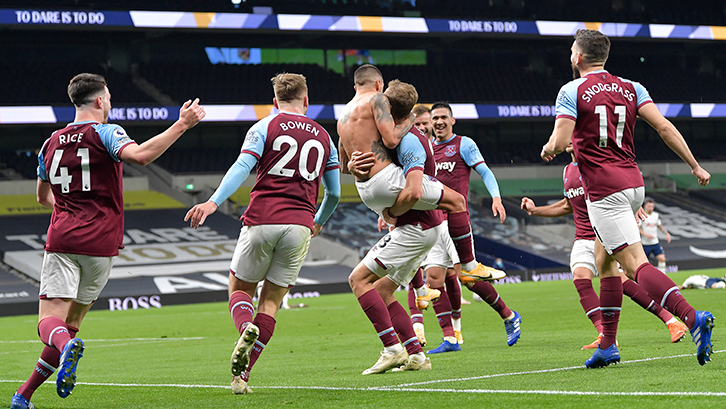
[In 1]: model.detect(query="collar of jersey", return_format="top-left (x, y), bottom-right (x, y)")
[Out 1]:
top-left (434, 134), bottom-right (456, 145)
top-left (278, 110), bottom-right (307, 117)
top-left (68, 120), bottom-right (99, 126)
top-left (583, 69), bottom-right (608, 77)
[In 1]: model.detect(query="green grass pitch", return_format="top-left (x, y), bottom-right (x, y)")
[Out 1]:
top-left (1, 269), bottom-right (724, 408)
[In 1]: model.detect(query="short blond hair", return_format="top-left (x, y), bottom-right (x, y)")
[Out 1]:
top-left (384, 80), bottom-right (418, 120)
top-left (271, 73), bottom-right (307, 102)
top-left (412, 104), bottom-right (431, 117)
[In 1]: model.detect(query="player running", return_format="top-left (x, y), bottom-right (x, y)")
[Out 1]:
top-left (10, 73), bottom-right (205, 409)
top-left (522, 144), bottom-right (688, 349)
top-left (337, 64), bottom-right (504, 284)
top-left (541, 29), bottom-right (714, 367)
top-left (185, 73), bottom-right (340, 393)
top-left (428, 102), bottom-right (522, 348)
top-left (638, 198), bottom-right (671, 273)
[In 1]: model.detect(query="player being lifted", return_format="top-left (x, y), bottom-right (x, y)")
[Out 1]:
top-left (344, 79), bottom-right (448, 374)
top-left (185, 73), bottom-right (340, 393)
top-left (337, 65), bottom-right (505, 287)
top-left (522, 144), bottom-right (688, 349)
top-left (541, 29), bottom-right (714, 367)
top-left (11, 73), bottom-right (205, 409)
top-left (404, 104), bottom-right (521, 352)
top-left (638, 197), bottom-right (671, 273)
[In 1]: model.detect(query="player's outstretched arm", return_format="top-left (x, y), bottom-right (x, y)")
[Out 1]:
top-left (521, 197), bottom-right (572, 217)
top-left (541, 118), bottom-right (575, 161)
top-left (347, 151), bottom-right (376, 179)
top-left (36, 179), bottom-right (54, 208)
top-left (658, 224), bottom-right (672, 243)
top-left (371, 93), bottom-right (414, 149)
top-left (638, 103), bottom-right (710, 186)
top-left (312, 168), bottom-right (342, 238)
top-left (185, 151), bottom-right (257, 229)
top-left (121, 99), bottom-right (206, 166)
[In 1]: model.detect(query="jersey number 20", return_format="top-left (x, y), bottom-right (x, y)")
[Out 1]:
top-left (594, 105), bottom-right (626, 148)
top-left (268, 135), bottom-right (324, 181)
top-left (49, 148), bottom-right (91, 193)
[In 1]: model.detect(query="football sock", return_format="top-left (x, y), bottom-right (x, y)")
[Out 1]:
top-left (408, 287), bottom-right (423, 323)
top-left (229, 291), bottom-right (255, 334)
top-left (574, 278), bottom-right (603, 334)
top-left (432, 287), bottom-right (456, 338)
top-left (445, 273), bottom-right (462, 319)
top-left (38, 316), bottom-right (71, 352)
top-left (447, 211), bottom-right (476, 268)
top-left (622, 279), bottom-right (673, 324)
top-left (657, 261), bottom-right (666, 273)
top-left (241, 313), bottom-right (275, 382)
top-left (17, 326), bottom-right (78, 400)
top-left (635, 263), bottom-right (697, 329)
top-left (387, 301), bottom-right (423, 355)
top-left (599, 276), bottom-right (622, 350)
top-left (452, 318), bottom-right (462, 332)
top-left (358, 289), bottom-right (398, 347)
top-left (411, 268), bottom-right (425, 289)
top-left (471, 281), bottom-right (512, 320)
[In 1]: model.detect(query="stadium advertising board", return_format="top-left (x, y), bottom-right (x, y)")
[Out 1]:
top-left (4, 103), bottom-right (725, 124)
top-left (3, 9), bottom-right (726, 41)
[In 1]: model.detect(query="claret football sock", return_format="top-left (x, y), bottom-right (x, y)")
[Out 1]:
top-left (445, 274), bottom-right (462, 319)
top-left (387, 301), bottom-right (423, 355)
top-left (635, 263), bottom-right (696, 329)
top-left (359, 289), bottom-right (399, 347)
top-left (471, 281), bottom-right (512, 320)
top-left (38, 317), bottom-right (71, 352)
top-left (229, 291), bottom-right (255, 334)
top-left (622, 279), bottom-right (673, 324)
top-left (574, 279), bottom-right (603, 334)
top-left (447, 211), bottom-right (476, 267)
top-left (599, 276), bottom-right (622, 350)
top-left (431, 287), bottom-right (456, 338)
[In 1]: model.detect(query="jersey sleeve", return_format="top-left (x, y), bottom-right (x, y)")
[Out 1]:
top-left (459, 137), bottom-right (486, 168)
top-left (240, 116), bottom-right (272, 159)
top-left (37, 138), bottom-right (50, 181)
top-left (562, 165), bottom-right (568, 197)
top-left (325, 134), bottom-right (340, 171)
top-left (94, 124), bottom-right (135, 162)
top-left (397, 132), bottom-right (426, 175)
top-left (632, 81), bottom-right (653, 108)
top-left (656, 213), bottom-right (662, 226)
top-left (554, 80), bottom-right (582, 121)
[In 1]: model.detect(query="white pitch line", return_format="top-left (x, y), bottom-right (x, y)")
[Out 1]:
top-left (0, 337), bottom-right (204, 344)
top-left (385, 349), bottom-right (726, 389)
top-left (0, 380), bottom-right (723, 397)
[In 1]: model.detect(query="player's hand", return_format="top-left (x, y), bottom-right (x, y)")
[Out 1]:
top-left (377, 216), bottom-right (388, 232)
top-left (644, 233), bottom-right (654, 239)
top-left (692, 166), bottom-right (711, 186)
top-left (178, 98), bottom-right (206, 130)
top-left (540, 144), bottom-right (557, 162)
top-left (492, 197), bottom-right (506, 223)
top-left (311, 222), bottom-right (322, 238)
top-left (381, 208), bottom-right (398, 227)
top-left (348, 151), bottom-right (376, 179)
top-left (184, 201), bottom-right (218, 229)
top-left (520, 197), bottom-right (537, 215)
top-left (666, 232), bottom-right (671, 243)
top-left (635, 206), bottom-right (648, 222)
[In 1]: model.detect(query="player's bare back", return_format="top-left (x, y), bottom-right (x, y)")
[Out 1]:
top-left (337, 91), bottom-right (393, 180)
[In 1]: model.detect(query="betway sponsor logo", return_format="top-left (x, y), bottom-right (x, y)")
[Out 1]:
top-left (565, 186), bottom-right (585, 199)
top-left (436, 161), bottom-right (456, 172)
top-left (531, 272), bottom-right (573, 282)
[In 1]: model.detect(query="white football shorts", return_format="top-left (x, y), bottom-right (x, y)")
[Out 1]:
top-left (586, 187), bottom-right (645, 255)
top-left (39, 252), bottom-right (114, 305)
top-left (421, 220), bottom-right (460, 270)
top-left (570, 239), bottom-right (598, 277)
top-left (230, 224), bottom-right (311, 288)
top-left (363, 223), bottom-right (444, 287)
top-left (355, 163), bottom-right (443, 217)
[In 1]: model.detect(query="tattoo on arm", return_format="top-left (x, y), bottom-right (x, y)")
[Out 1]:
top-left (339, 108), bottom-right (351, 124)
top-left (371, 139), bottom-right (391, 162)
